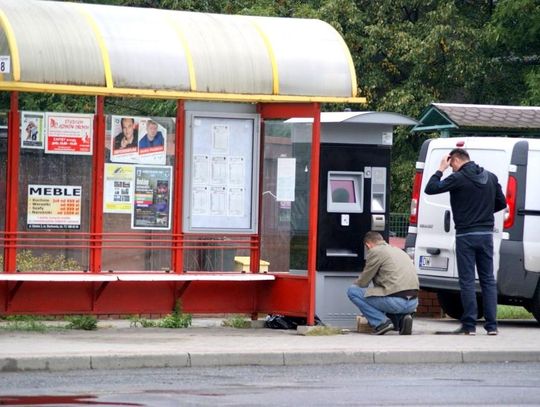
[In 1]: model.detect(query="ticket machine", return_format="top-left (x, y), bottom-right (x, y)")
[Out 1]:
top-left (289, 111), bottom-right (417, 328)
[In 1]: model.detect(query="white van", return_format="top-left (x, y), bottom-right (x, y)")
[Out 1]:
top-left (405, 137), bottom-right (540, 323)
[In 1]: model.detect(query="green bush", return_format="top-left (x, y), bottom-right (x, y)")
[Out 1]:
top-left (159, 301), bottom-right (192, 329)
top-left (65, 315), bottom-right (98, 330)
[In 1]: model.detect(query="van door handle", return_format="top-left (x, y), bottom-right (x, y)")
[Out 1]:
top-left (444, 210), bottom-right (451, 232)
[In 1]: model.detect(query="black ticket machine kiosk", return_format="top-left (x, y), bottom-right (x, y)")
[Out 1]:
top-left (290, 111), bottom-right (417, 328)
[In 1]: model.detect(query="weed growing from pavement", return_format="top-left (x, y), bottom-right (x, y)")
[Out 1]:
top-left (129, 301), bottom-right (192, 329)
top-left (65, 315), bottom-right (98, 330)
top-left (222, 315), bottom-right (251, 329)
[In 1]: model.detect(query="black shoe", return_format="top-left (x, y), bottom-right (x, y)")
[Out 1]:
top-left (387, 313), bottom-right (401, 331)
top-left (399, 314), bottom-right (413, 335)
top-left (435, 326), bottom-right (476, 335)
top-left (372, 319), bottom-right (393, 335)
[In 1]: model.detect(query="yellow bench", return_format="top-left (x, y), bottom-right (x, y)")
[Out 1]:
top-left (234, 256), bottom-right (270, 273)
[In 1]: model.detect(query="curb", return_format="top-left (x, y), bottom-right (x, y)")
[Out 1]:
top-left (2, 350), bottom-right (540, 372)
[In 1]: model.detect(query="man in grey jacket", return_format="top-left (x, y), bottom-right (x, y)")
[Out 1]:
top-left (347, 231), bottom-right (419, 335)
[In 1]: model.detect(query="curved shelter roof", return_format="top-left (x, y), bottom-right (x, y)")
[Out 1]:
top-left (0, 0), bottom-right (364, 103)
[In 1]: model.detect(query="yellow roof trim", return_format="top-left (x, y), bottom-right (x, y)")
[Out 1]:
top-left (250, 19), bottom-right (279, 95)
top-left (0, 80), bottom-right (367, 104)
top-left (73, 3), bottom-right (113, 88)
top-left (0, 8), bottom-right (20, 81)
top-left (165, 15), bottom-right (197, 92)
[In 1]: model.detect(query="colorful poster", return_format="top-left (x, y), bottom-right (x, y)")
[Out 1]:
top-left (110, 116), bottom-right (167, 164)
top-left (21, 111), bottom-right (45, 149)
top-left (27, 184), bottom-right (81, 229)
top-left (103, 164), bottom-right (135, 214)
top-left (45, 113), bottom-right (93, 155)
top-left (132, 166), bottom-right (172, 230)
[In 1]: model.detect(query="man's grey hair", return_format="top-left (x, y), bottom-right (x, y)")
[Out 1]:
top-left (364, 231), bottom-right (385, 245)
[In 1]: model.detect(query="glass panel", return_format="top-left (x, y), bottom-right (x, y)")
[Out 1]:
top-left (17, 135), bottom-right (92, 272)
top-left (0, 113), bottom-right (7, 269)
top-left (260, 120), bottom-right (312, 273)
top-left (101, 115), bottom-right (175, 272)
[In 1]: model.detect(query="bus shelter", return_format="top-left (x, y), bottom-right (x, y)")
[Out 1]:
top-left (0, 0), bottom-right (364, 323)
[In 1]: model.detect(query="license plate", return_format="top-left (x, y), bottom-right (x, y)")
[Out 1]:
top-left (419, 255), bottom-right (449, 271)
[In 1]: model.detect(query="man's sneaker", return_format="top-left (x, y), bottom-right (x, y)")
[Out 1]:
top-left (399, 314), bottom-right (413, 335)
top-left (435, 326), bottom-right (476, 335)
top-left (452, 326), bottom-right (476, 335)
top-left (487, 330), bottom-right (499, 336)
top-left (372, 319), bottom-right (393, 335)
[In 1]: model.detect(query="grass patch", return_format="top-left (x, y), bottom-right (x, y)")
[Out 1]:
top-left (497, 305), bottom-right (534, 320)
top-left (64, 315), bottom-right (98, 330)
top-left (0, 315), bottom-right (48, 332)
top-left (222, 315), bottom-right (251, 329)
top-left (304, 326), bottom-right (343, 336)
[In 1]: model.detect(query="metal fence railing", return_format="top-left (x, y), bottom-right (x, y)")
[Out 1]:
top-left (389, 213), bottom-right (409, 238)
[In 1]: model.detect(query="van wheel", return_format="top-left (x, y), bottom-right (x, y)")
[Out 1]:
top-left (436, 291), bottom-right (484, 320)
top-left (530, 284), bottom-right (540, 325)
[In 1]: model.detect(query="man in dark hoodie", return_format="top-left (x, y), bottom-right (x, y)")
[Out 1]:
top-left (425, 148), bottom-right (507, 335)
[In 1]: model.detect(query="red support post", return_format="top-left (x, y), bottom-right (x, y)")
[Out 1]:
top-left (306, 103), bottom-right (321, 325)
top-left (4, 92), bottom-right (20, 273)
top-left (250, 108), bottom-right (266, 273)
top-left (90, 96), bottom-right (105, 273)
top-left (172, 100), bottom-right (185, 273)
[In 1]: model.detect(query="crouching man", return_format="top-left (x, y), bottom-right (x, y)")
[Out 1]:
top-left (347, 231), bottom-right (419, 335)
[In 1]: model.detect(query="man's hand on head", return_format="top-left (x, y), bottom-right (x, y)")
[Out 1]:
top-left (438, 154), bottom-right (451, 173)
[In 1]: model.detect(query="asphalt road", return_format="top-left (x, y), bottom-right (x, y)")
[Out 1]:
top-left (1, 362), bottom-right (539, 406)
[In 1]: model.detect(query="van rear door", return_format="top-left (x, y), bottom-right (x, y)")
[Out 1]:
top-left (416, 138), bottom-right (510, 280)
top-left (523, 145), bottom-right (540, 272)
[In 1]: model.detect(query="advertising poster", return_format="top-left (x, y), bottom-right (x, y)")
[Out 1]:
top-left (132, 166), bottom-right (172, 230)
top-left (103, 164), bottom-right (135, 214)
top-left (45, 113), bottom-right (93, 155)
top-left (276, 157), bottom-right (296, 202)
top-left (21, 111), bottom-right (45, 149)
top-left (27, 184), bottom-right (82, 229)
top-left (110, 116), bottom-right (167, 164)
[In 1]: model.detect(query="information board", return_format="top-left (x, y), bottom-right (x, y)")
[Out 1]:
top-left (183, 112), bottom-right (260, 233)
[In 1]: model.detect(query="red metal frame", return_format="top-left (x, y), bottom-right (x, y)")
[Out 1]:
top-left (1, 98), bottom-right (322, 323)
top-left (90, 96), bottom-right (105, 273)
top-left (307, 104), bottom-right (321, 325)
top-left (172, 100), bottom-right (185, 273)
top-left (258, 102), bottom-right (321, 325)
top-left (4, 92), bottom-right (20, 273)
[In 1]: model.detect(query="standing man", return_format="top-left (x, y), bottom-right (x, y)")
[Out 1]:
top-left (347, 231), bottom-right (419, 335)
top-left (425, 148), bottom-right (507, 335)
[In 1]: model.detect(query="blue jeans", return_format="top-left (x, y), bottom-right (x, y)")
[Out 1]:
top-left (455, 233), bottom-right (498, 332)
top-left (347, 285), bottom-right (418, 328)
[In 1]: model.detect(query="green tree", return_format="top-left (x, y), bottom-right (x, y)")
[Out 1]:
top-left (488, 0), bottom-right (540, 105)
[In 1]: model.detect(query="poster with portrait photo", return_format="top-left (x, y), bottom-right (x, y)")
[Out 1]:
top-left (110, 115), bottom-right (140, 163)
top-left (137, 118), bottom-right (167, 165)
top-left (21, 111), bottom-right (45, 149)
top-left (132, 165), bottom-right (172, 230)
